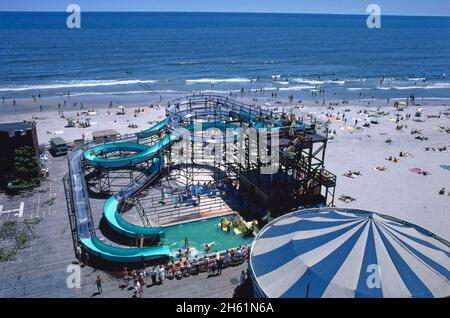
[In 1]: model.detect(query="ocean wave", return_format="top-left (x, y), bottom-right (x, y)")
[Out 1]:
top-left (197, 89), bottom-right (239, 94)
top-left (69, 89), bottom-right (183, 97)
top-left (275, 81), bottom-right (289, 85)
top-left (185, 78), bottom-right (252, 84)
top-left (408, 77), bottom-right (426, 81)
top-left (292, 78), bottom-right (346, 85)
top-left (0, 80), bottom-right (158, 92)
top-left (428, 82), bottom-right (450, 89)
top-left (376, 83), bottom-right (450, 90)
top-left (279, 86), bottom-right (316, 91)
top-left (175, 61), bottom-right (199, 65)
top-left (346, 87), bottom-right (371, 91)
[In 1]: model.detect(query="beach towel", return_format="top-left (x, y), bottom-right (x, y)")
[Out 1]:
top-left (409, 168), bottom-right (422, 174)
top-left (440, 165), bottom-right (450, 172)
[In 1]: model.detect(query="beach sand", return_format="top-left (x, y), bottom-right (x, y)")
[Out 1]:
top-left (1, 94), bottom-right (449, 239)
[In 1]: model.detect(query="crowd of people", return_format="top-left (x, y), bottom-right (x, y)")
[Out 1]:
top-left (113, 244), bottom-right (250, 297)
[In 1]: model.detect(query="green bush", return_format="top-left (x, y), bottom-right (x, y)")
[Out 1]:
top-left (10, 146), bottom-right (41, 191)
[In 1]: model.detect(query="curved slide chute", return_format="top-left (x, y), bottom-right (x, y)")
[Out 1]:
top-left (68, 119), bottom-right (175, 263)
top-left (84, 133), bottom-right (178, 168)
top-left (80, 236), bottom-right (170, 263)
top-left (103, 156), bottom-right (166, 239)
top-left (136, 118), bottom-right (169, 139)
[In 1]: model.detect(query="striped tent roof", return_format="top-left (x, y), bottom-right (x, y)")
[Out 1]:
top-left (249, 208), bottom-right (450, 298)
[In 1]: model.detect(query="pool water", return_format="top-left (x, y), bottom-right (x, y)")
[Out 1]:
top-left (163, 213), bottom-right (254, 258)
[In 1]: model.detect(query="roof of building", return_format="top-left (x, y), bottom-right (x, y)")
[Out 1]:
top-left (92, 129), bottom-right (120, 139)
top-left (50, 137), bottom-right (67, 145)
top-left (0, 121), bottom-right (33, 134)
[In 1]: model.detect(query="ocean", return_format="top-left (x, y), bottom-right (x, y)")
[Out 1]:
top-left (0, 12), bottom-right (449, 101)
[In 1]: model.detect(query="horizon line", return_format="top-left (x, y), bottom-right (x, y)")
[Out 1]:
top-left (0, 10), bottom-right (449, 18)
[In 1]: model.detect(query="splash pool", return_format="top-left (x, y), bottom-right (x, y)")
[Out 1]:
top-left (163, 213), bottom-right (254, 258)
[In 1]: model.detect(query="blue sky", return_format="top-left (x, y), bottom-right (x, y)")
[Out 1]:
top-left (1, 0), bottom-right (449, 16)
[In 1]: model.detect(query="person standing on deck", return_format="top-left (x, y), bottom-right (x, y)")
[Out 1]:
top-left (158, 265), bottom-right (165, 284)
top-left (123, 267), bottom-right (130, 287)
top-left (240, 271), bottom-right (246, 285)
top-left (216, 253), bottom-right (223, 275)
top-left (150, 267), bottom-right (157, 285)
top-left (96, 275), bottom-right (103, 294)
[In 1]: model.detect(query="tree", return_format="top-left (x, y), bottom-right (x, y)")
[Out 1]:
top-left (11, 146), bottom-right (40, 190)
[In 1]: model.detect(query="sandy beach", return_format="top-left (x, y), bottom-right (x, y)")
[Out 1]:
top-left (1, 94), bottom-right (449, 239)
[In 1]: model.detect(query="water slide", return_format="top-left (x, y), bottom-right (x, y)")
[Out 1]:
top-left (103, 155), bottom-right (166, 239)
top-left (136, 118), bottom-right (169, 139)
top-left (84, 133), bottom-right (178, 168)
top-left (68, 120), bottom-right (174, 263)
top-left (69, 99), bottom-right (305, 263)
top-left (80, 236), bottom-right (170, 263)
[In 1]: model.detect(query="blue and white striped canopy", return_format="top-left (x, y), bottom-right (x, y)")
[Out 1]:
top-left (249, 208), bottom-right (450, 298)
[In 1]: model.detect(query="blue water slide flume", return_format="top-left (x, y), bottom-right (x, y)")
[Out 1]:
top-left (74, 120), bottom-right (174, 262)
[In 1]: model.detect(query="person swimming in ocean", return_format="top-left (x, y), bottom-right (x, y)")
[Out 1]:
top-left (205, 243), bottom-right (212, 253)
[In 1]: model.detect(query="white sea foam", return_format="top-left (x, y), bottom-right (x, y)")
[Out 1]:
top-left (0, 80), bottom-right (158, 92)
top-left (275, 81), bottom-right (289, 85)
top-left (428, 82), bottom-right (450, 89)
top-left (346, 87), bottom-right (371, 91)
top-left (185, 78), bottom-right (252, 84)
top-left (199, 89), bottom-right (239, 94)
top-left (292, 78), bottom-right (346, 85)
top-left (69, 89), bottom-right (182, 97)
top-left (279, 85), bottom-right (316, 91)
top-left (292, 78), bottom-right (324, 85)
top-left (176, 61), bottom-right (199, 65)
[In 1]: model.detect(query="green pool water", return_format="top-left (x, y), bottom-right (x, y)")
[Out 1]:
top-left (163, 213), bottom-right (254, 258)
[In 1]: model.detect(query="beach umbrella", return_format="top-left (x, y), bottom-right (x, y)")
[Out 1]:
top-left (249, 208), bottom-right (450, 298)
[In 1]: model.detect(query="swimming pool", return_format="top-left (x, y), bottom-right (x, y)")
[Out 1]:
top-left (163, 213), bottom-right (254, 258)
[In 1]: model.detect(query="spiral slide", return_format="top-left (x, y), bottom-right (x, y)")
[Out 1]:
top-left (84, 133), bottom-right (178, 168)
top-left (103, 155), bottom-right (166, 239)
top-left (69, 120), bottom-right (175, 263)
